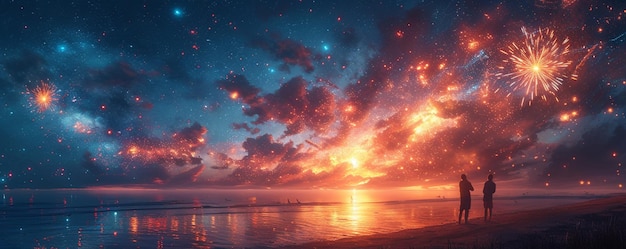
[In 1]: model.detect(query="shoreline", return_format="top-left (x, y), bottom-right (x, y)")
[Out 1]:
top-left (280, 193), bottom-right (626, 249)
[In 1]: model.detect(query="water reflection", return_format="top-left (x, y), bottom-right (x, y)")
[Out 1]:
top-left (3, 189), bottom-right (591, 248)
top-left (95, 191), bottom-right (456, 248)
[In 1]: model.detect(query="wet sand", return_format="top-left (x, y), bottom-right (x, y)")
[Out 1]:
top-left (281, 194), bottom-right (626, 249)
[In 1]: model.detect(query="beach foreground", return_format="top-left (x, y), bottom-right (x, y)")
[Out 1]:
top-left (282, 194), bottom-right (626, 249)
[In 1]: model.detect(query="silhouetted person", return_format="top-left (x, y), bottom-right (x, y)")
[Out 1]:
top-left (482, 174), bottom-right (496, 222)
top-left (458, 174), bottom-right (474, 224)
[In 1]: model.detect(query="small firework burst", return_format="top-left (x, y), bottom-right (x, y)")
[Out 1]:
top-left (496, 27), bottom-right (573, 106)
top-left (30, 81), bottom-right (58, 112)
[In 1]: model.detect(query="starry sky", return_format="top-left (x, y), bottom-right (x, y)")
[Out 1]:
top-left (0, 0), bottom-right (625, 189)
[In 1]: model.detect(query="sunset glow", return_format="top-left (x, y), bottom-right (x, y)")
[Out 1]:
top-left (0, 0), bottom-right (624, 191)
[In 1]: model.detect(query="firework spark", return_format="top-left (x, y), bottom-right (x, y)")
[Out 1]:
top-left (496, 27), bottom-right (573, 106)
top-left (30, 81), bottom-right (58, 112)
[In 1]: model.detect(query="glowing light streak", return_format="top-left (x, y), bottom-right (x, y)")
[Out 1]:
top-left (406, 103), bottom-right (457, 141)
top-left (496, 27), bottom-right (573, 106)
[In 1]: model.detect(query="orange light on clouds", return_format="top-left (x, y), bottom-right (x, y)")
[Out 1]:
top-left (344, 105), bottom-right (355, 113)
top-left (468, 41), bottom-right (479, 51)
top-left (350, 157), bottom-right (359, 169)
top-left (128, 146), bottom-right (139, 155)
top-left (407, 103), bottom-right (457, 140)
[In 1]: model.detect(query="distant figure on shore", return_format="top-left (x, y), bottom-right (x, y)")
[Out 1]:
top-left (482, 174), bottom-right (496, 222)
top-left (458, 174), bottom-right (474, 224)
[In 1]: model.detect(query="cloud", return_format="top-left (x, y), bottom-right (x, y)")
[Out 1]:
top-left (81, 151), bottom-right (103, 175)
top-left (218, 74), bottom-right (336, 136)
top-left (210, 152), bottom-right (236, 170)
top-left (84, 61), bottom-right (142, 88)
top-left (544, 123), bottom-right (626, 186)
top-left (232, 122), bottom-right (260, 135)
top-left (67, 61), bottom-right (155, 133)
top-left (167, 165), bottom-right (206, 184)
top-left (216, 74), bottom-right (261, 103)
top-left (3, 51), bottom-right (51, 86)
top-left (80, 122), bottom-right (209, 186)
top-left (220, 134), bottom-right (309, 185)
top-left (251, 35), bottom-right (316, 73)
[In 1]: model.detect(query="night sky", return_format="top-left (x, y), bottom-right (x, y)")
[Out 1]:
top-left (1, 0), bottom-right (625, 189)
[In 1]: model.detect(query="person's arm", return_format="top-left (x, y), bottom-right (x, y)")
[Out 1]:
top-left (469, 182), bottom-right (474, 191)
top-left (493, 182), bottom-right (496, 193)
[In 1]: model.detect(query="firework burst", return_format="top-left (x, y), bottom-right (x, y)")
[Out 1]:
top-left (30, 81), bottom-right (58, 112)
top-left (496, 27), bottom-right (573, 106)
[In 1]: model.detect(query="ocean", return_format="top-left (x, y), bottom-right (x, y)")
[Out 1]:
top-left (0, 188), bottom-right (605, 248)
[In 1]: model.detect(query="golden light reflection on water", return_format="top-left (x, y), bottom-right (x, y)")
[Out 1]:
top-left (83, 188), bottom-right (604, 248)
top-left (104, 189), bottom-right (451, 247)
top-left (5, 189), bottom-right (611, 249)
top-left (129, 216), bottom-right (138, 234)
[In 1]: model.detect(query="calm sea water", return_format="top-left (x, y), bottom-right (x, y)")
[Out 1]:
top-left (0, 188), bottom-right (605, 249)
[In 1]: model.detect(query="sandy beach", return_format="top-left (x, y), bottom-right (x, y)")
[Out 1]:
top-left (281, 194), bottom-right (626, 249)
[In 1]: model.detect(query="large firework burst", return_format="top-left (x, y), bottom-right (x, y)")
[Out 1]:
top-left (496, 27), bottom-right (573, 106)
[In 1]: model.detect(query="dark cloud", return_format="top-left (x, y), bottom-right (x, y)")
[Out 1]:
top-left (216, 74), bottom-right (261, 103)
top-left (232, 122), bottom-right (260, 135)
top-left (341, 65), bottom-right (389, 124)
top-left (225, 163), bottom-right (304, 186)
top-left (251, 35), bottom-right (316, 73)
top-left (221, 134), bottom-right (309, 185)
top-left (81, 151), bottom-right (103, 175)
top-left (84, 61), bottom-right (141, 88)
top-left (544, 123), bottom-right (626, 186)
top-left (335, 27), bottom-right (360, 47)
top-left (241, 134), bottom-right (299, 166)
top-left (210, 152), bottom-right (235, 170)
top-left (339, 5), bottom-right (437, 125)
top-left (174, 122), bottom-right (208, 152)
top-left (219, 75), bottom-right (336, 136)
top-left (3, 51), bottom-right (50, 86)
top-left (65, 61), bottom-right (155, 134)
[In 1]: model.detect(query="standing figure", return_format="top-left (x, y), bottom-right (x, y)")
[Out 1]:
top-left (458, 174), bottom-right (474, 224)
top-left (482, 174), bottom-right (496, 222)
